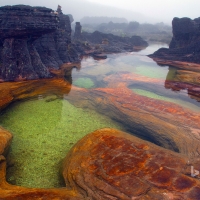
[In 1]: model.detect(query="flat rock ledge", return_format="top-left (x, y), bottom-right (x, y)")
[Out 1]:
top-left (1, 127), bottom-right (200, 199)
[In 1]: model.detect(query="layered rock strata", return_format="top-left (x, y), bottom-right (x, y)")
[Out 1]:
top-left (34, 6), bottom-right (79, 69)
top-left (0, 5), bottom-right (79, 82)
top-left (149, 17), bottom-right (200, 65)
top-left (63, 128), bottom-right (200, 200)
top-left (1, 127), bottom-right (200, 199)
top-left (0, 5), bottom-right (58, 81)
top-left (65, 72), bottom-right (200, 159)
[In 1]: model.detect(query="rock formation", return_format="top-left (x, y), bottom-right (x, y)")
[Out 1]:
top-left (81, 30), bottom-right (148, 53)
top-left (0, 63), bottom-right (79, 110)
top-left (1, 127), bottom-right (200, 199)
top-left (72, 28), bottom-right (148, 60)
top-left (73, 22), bottom-right (82, 40)
top-left (34, 5), bottom-right (79, 69)
top-left (149, 17), bottom-right (200, 64)
top-left (0, 5), bottom-right (79, 82)
top-left (0, 5), bottom-right (58, 81)
top-left (65, 72), bottom-right (200, 158)
top-left (63, 128), bottom-right (200, 200)
top-left (0, 70), bottom-right (200, 198)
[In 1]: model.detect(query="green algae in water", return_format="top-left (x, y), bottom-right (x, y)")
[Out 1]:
top-left (0, 97), bottom-right (124, 188)
top-left (132, 88), bottom-right (200, 112)
top-left (135, 65), bottom-right (168, 79)
top-left (73, 77), bottom-right (94, 88)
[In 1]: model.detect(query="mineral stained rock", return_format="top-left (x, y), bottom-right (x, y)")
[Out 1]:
top-left (1, 127), bottom-right (200, 199)
top-left (63, 128), bottom-right (200, 200)
top-left (0, 5), bottom-right (79, 81)
top-left (65, 73), bottom-right (200, 159)
top-left (0, 78), bottom-right (72, 111)
top-left (0, 127), bottom-right (12, 157)
top-left (149, 17), bottom-right (200, 65)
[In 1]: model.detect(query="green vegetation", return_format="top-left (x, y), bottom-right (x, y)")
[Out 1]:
top-left (0, 96), bottom-right (123, 188)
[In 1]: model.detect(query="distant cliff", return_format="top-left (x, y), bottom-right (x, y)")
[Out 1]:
top-left (149, 17), bottom-right (200, 64)
top-left (0, 5), bottom-right (79, 82)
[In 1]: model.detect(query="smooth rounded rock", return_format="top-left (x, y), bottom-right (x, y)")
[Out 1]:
top-left (63, 128), bottom-right (200, 200)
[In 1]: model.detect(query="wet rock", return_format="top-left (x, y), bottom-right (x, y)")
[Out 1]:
top-left (63, 128), bottom-right (200, 200)
top-left (149, 17), bottom-right (200, 65)
top-left (0, 127), bottom-right (12, 157)
top-left (65, 73), bottom-right (200, 159)
top-left (93, 54), bottom-right (107, 59)
top-left (0, 78), bottom-right (72, 111)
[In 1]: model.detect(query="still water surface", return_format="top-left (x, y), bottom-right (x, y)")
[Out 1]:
top-left (0, 42), bottom-right (199, 188)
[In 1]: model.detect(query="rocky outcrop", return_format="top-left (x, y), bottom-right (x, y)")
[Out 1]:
top-left (73, 22), bottom-right (82, 40)
top-left (149, 17), bottom-right (200, 64)
top-left (72, 29), bottom-right (148, 59)
top-left (0, 5), bottom-right (58, 81)
top-left (1, 127), bottom-right (200, 199)
top-left (65, 72), bottom-right (200, 158)
top-left (34, 6), bottom-right (79, 68)
top-left (0, 5), bottom-right (79, 82)
top-left (0, 73), bottom-right (200, 198)
top-left (63, 128), bottom-right (200, 200)
top-left (0, 66), bottom-right (78, 110)
top-left (81, 31), bottom-right (148, 53)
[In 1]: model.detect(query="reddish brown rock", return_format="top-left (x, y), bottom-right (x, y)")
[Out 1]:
top-left (63, 128), bottom-right (200, 200)
top-left (0, 127), bottom-right (82, 199)
top-left (149, 58), bottom-right (200, 73)
top-left (65, 82), bottom-right (200, 158)
top-left (0, 127), bottom-right (12, 158)
top-left (0, 78), bottom-right (72, 111)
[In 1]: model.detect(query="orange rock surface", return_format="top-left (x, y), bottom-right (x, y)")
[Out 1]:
top-left (63, 128), bottom-right (200, 200)
top-left (0, 127), bottom-right (82, 200)
top-left (66, 84), bottom-right (200, 158)
top-left (0, 70), bottom-right (200, 198)
top-left (0, 78), bottom-right (72, 111)
top-left (151, 58), bottom-right (200, 73)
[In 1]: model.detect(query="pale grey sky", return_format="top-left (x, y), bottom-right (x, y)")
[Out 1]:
top-left (0, 0), bottom-right (199, 24)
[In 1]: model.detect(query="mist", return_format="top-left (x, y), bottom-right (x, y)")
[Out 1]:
top-left (0, 0), bottom-right (200, 25)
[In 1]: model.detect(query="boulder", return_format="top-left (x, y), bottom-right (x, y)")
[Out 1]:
top-left (63, 128), bottom-right (200, 199)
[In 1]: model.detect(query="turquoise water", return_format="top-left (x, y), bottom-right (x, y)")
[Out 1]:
top-left (1, 42), bottom-right (200, 189)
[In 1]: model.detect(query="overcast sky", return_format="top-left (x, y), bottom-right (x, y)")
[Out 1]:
top-left (0, 0), bottom-right (200, 24)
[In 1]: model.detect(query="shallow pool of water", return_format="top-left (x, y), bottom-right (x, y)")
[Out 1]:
top-left (1, 42), bottom-right (200, 188)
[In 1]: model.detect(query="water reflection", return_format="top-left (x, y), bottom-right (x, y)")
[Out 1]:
top-left (1, 42), bottom-right (200, 189)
